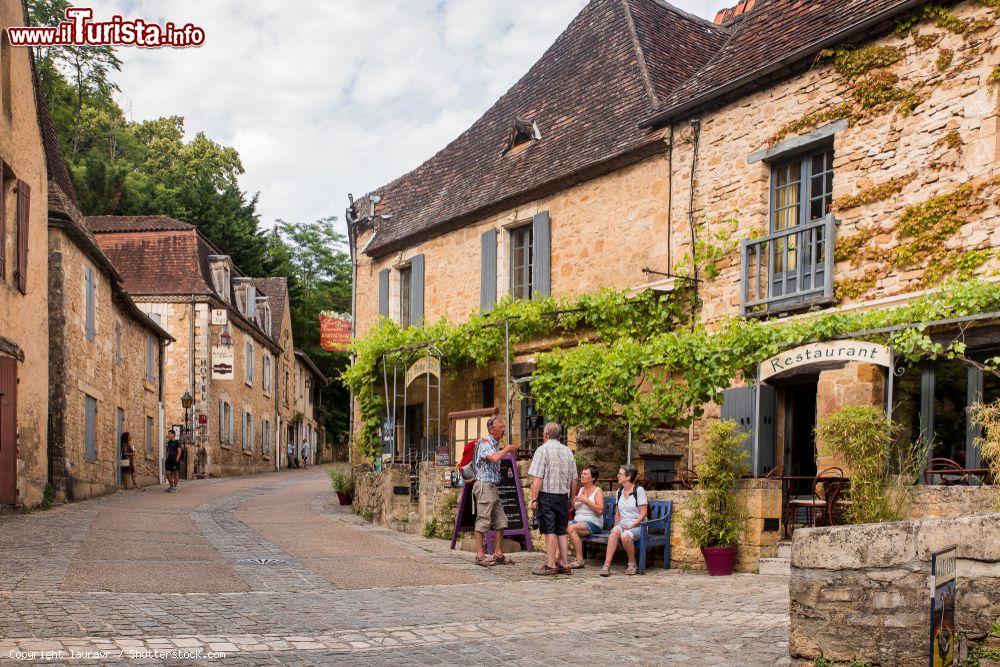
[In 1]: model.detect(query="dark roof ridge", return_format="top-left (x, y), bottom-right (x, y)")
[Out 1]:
top-left (646, 0), bottom-right (733, 31)
top-left (294, 349), bottom-right (327, 384)
top-left (621, 0), bottom-right (659, 106)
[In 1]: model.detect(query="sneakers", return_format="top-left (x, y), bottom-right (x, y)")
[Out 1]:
top-left (531, 564), bottom-right (559, 576)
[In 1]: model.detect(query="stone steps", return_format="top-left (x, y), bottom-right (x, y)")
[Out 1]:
top-left (758, 541), bottom-right (792, 576)
top-left (777, 541), bottom-right (791, 559)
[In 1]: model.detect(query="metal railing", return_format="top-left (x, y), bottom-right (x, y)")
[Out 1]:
top-left (740, 214), bottom-right (837, 315)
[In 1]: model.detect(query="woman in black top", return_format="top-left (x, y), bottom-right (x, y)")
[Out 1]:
top-left (120, 432), bottom-right (139, 490)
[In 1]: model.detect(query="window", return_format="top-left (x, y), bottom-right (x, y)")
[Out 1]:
top-left (259, 302), bottom-right (272, 334)
top-left (244, 340), bottom-right (254, 384)
top-left (261, 418), bottom-right (270, 454)
top-left (146, 416), bottom-right (154, 455)
top-left (263, 354), bottom-right (272, 393)
top-left (0, 167), bottom-right (7, 280)
top-left (145, 334), bottom-right (156, 383)
top-left (510, 225), bottom-right (533, 299)
top-left (13, 179), bottom-right (28, 294)
top-left (284, 370), bottom-right (290, 406)
top-left (398, 265), bottom-right (412, 327)
top-left (218, 400), bottom-right (234, 444)
top-left (503, 117), bottom-right (540, 154)
top-left (114, 321), bottom-right (123, 366)
top-left (242, 409), bottom-right (253, 451)
top-left (84, 395), bottom-right (97, 460)
top-left (770, 147), bottom-right (834, 273)
top-left (481, 378), bottom-right (495, 408)
top-left (85, 266), bottom-right (96, 341)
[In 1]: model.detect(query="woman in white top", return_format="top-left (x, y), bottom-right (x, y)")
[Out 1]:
top-left (600, 464), bottom-right (647, 576)
top-left (566, 466), bottom-right (604, 569)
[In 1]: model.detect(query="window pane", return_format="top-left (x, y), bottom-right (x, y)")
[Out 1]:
top-left (932, 360), bottom-right (968, 463)
top-left (893, 365), bottom-right (923, 449)
top-left (510, 226), bottom-right (533, 299)
top-left (399, 267), bottom-right (412, 327)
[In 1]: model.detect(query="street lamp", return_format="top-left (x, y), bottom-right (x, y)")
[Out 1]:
top-left (181, 391), bottom-right (193, 439)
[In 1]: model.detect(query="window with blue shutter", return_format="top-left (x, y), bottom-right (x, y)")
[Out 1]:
top-left (378, 269), bottom-right (389, 318)
top-left (84, 395), bottom-right (97, 460)
top-left (481, 229), bottom-right (497, 312)
top-left (409, 254), bottom-right (424, 326)
top-left (145, 334), bottom-right (155, 383)
top-left (531, 211), bottom-right (551, 298)
top-left (146, 415), bottom-right (154, 455)
top-left (114, 322), bottom-right (122, 365)
top-left (85, 266), bottom-right (96, 341)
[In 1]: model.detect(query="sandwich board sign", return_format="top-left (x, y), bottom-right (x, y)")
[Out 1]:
top-left (450, 455), bottom-right (532, 553)
top-left (930, 545), bottom-right (957, 667)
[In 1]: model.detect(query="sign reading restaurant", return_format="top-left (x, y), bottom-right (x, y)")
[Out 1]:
top-left (760, 341), bottom-right (891, 381)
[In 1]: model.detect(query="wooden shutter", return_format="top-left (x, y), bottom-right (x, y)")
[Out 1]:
top-left (0, 162), bottom-right (6, 279)
top-left (378, 269), bottom-right (389, 318)
top-left (14, 179), bottom-right (28, 294)
top-left (409, 254), bottom-right (424, 325)
top-left (218, 400), bottom-right (224, 442)
top-left (480, 229), bottom-right (497, 312)
top-left (85, 267), bottom-right (96, 340)
top-left (84, 396), bottom-right (97, 460)
top-left (0, 356), bottom-right (17, 504)
top-left (531, 211), bottom-right (550, 298)
top-left (228, 405), bottom-right (233, 444)
top-left (721, 385), bottom-right (776, 476)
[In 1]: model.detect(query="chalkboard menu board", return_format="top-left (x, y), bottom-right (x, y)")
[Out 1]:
top-left (450, 455), bottom-right (532, 551)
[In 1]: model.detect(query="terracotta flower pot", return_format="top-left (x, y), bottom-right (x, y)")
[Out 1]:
top-left (701, 546), bottom-right (737, 576)
top-left (336, 491), bottom-right (353, 506)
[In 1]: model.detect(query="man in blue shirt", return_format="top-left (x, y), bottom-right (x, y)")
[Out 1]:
top-left (472, 415), bottom-right (519, 566)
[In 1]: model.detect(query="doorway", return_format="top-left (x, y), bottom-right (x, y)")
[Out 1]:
top-left (0, 357), bottom-right (16, 505)
top-left (784, 378), bottom-right (818, 480)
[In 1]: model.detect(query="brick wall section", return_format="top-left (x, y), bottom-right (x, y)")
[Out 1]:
top-left (789, 513), bottom-right (1000, 665)
top-left (47, 230), bottom-right (164, 500)
top-left (0, 1), bottom-right (50, 507)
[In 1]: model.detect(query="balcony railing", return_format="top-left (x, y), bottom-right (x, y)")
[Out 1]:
top-left (740, 214), bottom-right (837, 316)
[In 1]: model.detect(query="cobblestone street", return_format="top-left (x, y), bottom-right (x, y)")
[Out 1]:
top-left (0, 467), bottom-right (790, 665)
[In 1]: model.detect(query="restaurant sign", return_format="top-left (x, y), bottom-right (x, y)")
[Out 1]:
top-left (405, 355), bottom-right (441, 387)
top-left (930, 546), bottom-right (957, 667)
top-left (319, 311), bottom-right (352, 352)
top-left (760, 340), bottom-right (891, 381)
top-left (211, 345), bottom-right (235, 380)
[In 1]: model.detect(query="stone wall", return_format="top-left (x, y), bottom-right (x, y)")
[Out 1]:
top-left (789, 513), bottom-right (1000, 665)
top-left (0, 0), bottom-right (50, 507)
top-left (352, 463), bottom-right (414, 526)
top-left (906, 485), bottom-right (998, 519)
top-left (48, 230), bottom-right (165, 501)
top-left (649, 478), bottom-right (782, 572)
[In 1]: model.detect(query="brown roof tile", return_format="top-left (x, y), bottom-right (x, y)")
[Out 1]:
top-left (250, 277), bottom-right (289, 340)
top-left (87, 215), bottom-right (195, 233)
top-left (92, 229), bottom-right (214, 297)
top-left (361, 0), bottom-right (723, 257)
top-left (645, 0), bottom-right (922, 125)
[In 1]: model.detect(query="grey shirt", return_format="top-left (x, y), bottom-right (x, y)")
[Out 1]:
top-left (528, 439), bottom-right (577, 495)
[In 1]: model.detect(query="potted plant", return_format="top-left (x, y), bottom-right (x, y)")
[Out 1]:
top-left (683, 420), bottom-right (749, 576)
top-left (329, 470), bottom-right (355, 505)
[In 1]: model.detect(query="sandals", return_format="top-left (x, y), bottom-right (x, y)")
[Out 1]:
top-left (599, 565), bottom-right (611, 577)
top-left (532, 564), bottom-right (560, 576)
top-left (475, 555), bottom-right (496, 567)
top-left (625, 562), bottom-right (638, 576)
top-left (492, 554), bottom-right (515, 565)
top-left (568, 560), bottom-right (585, 569)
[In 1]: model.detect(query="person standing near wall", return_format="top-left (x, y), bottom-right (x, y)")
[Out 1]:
top-left (472, 415), bottom-right (519, 566)
top-left (120, 432), bottom-right (139, 490)
top-left (529, 423), bottom-right (578, 575)
top-left (164, 429), bottom-right (182, 492)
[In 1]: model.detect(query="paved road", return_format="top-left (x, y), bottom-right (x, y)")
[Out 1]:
top-left (0, 467), bottom-right (790, 665)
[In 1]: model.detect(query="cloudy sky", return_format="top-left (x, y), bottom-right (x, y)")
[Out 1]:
top-left (84, 0), bottom-right (732, 235)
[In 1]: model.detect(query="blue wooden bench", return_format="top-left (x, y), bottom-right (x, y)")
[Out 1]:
top-left (581, 496), bottom-right (672, 574)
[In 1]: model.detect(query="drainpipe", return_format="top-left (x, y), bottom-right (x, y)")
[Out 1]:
top-left (666, 124), bottom-right (674, 275)
top-left (687, 117), bottom-right (702, 322)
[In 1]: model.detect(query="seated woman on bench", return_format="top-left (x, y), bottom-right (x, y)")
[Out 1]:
top-left (566, 466), bottom-right (603, 569)
top-left (600, 464), bottom-right (647, 577)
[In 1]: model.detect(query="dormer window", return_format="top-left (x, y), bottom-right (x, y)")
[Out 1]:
top-left (503, 117), bottom-right (541, 154)
top-left (258, 301), bottom-right (272, 334)
top-left (208, 255), bottom-right (232, 304)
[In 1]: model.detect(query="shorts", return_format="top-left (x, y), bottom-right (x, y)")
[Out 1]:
top-left (537, 491), bottom-right (569, 536)
top-left (616, 524), bottom-right (641, 541)
top-left (165, 459), bottom-right (180, 473)
top-left (472, 481), bottom-right (507, 533)
top-left (569, 519), bottom-right (602, 535)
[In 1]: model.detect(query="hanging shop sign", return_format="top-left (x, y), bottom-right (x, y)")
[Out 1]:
top-left (405, 355), bottom-right (441, 387)
top-left (319, 311), bottom-right (352, 352)
top-left (211, 309), bottom-right (228, 326)
top-left (930, 546), bottom-right (957, 667)
top-left (211, 346), bottom-right (235, 380)
top-left (759, 340), bottom-right (891, 381)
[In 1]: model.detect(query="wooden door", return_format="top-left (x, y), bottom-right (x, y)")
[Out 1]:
top-left (0, 357), bottom-right (17, 504)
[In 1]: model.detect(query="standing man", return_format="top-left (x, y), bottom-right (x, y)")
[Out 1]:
top-left (287, 438), bottom-right (295, 469)
top-left (472, 414), bottom-right (519, 566)
top-left (529, 422), bottom-right (578, 575)
top-left (164, 428), bottom-right (182, 492)
top-left (302, 438), bottom-right (310, 468)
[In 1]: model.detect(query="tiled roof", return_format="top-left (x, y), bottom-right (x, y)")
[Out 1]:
top-left (250, 277), bottom-right (289, 341)
top-left (87, 215), bottom-right (195, 233)
top-left (645, 0), bottom-right (921, 125)
top-left (361, 0), bottom-right (724, 257)
top-left (295, 350), bottom-right (327, 384)
top-left (91, 227), bottom-right (214, 297)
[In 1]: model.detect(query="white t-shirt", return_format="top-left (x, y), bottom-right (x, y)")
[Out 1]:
top-left (616, 486), bottom-right (648, 527)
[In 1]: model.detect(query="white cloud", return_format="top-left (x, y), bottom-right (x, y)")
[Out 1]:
top-left (82, 0), bottom-right (733, 236)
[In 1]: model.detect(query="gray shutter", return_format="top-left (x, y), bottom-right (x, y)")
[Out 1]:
top-left (757, 385), bottom-right (776, 475)
top-left (410, 254), bottom-right (424, 325)
top-left (219, 400), bottom-right (224, 441)
top-left (532, 211), bottom-right (551, 298)
top-left (85, 267), bottom-right (96, 340)
top-left (721, 385), bottom-right (775, 476)
top-left (378, 269), bottom-right (389, 318)
top-left (480, 229), bottom-right (497, 312)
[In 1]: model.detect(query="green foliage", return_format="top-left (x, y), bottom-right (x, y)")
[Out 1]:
top-left (329, 470), bottom-right (355, 494)
top-left (683, 421), bottom-right (748, 549)
top-left (895, 4), bottom-right (992, 36)
top-left (423, 492), bottom-right (459, 539)
top-left (944, 130), bottom-right (963, 149)
top-left (819, 46), bottom-right (903, 80)
top-left (971, 400), bottom-right (1000, 509)
top-left (832, 172), bottom-right (916, 213)
top-left (769, 104), bottom-right (852, 146)
top-left (936, 48), bottom-right (955, 71)
top-left (990, 66), bottom-right (1000, 84)
top-left (816, 406), bottom-right (928, 524)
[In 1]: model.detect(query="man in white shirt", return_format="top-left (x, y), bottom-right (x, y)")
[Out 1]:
top-left (528, 422), bottom-right (578, 575)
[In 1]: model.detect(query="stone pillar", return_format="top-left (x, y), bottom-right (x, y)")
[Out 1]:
top-left (815, 363), bottom-right (886, 474)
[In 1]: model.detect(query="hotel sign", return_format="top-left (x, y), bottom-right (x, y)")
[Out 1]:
top-left (405, 356), bottom-right (441, 387)
top-left (760, 340), bottom-right (891, 381)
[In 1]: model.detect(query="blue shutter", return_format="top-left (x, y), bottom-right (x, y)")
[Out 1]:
top-left (481, 229), bottom-right (497, 312)
top-left (721, 385), bottom-right (775, 476)
top-left (85, 267), bottom-right (96, 340)
top-left (378, 269), bottom-right (389, 318)
top-left (409, 254), bottom-right (424, 325)
top-left (84, 396), bottom-right (97, 460)
top-left (532, 211), bottom-right (551, 298)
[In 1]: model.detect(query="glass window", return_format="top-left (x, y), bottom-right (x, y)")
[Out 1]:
top-left (770, 147), bottom-right (834, 274)
top-left (145, 334), bottom-right (156, 382)
top-left (510, 225), bottom-right (533, 299)
top-left (932, 360), bottom-right (969, 464)
top-left (146, 416), bottom-right (154, 455)
top-left (399, 265), bottom-right (412, 327)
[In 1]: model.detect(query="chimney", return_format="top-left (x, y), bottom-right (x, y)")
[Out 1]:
top-left (714, 0), bottom-right (756, 25)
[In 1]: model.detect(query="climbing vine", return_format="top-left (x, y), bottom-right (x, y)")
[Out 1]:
top-left (990, 65), bottom-right (1000, 84)
top-left (831, 172), bottom-right (916, 212)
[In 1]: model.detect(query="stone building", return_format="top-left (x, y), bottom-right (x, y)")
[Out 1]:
top-left (294, 349), bottom-right (326, 465)
top-left (349, 0), bottom-right (1000, 554)
top-left (89, 217), bottom-right (286, 478)
top-left (43, 111), bottom-right (171, 501)
top-left (0, 1), bottom-right (51, 507)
